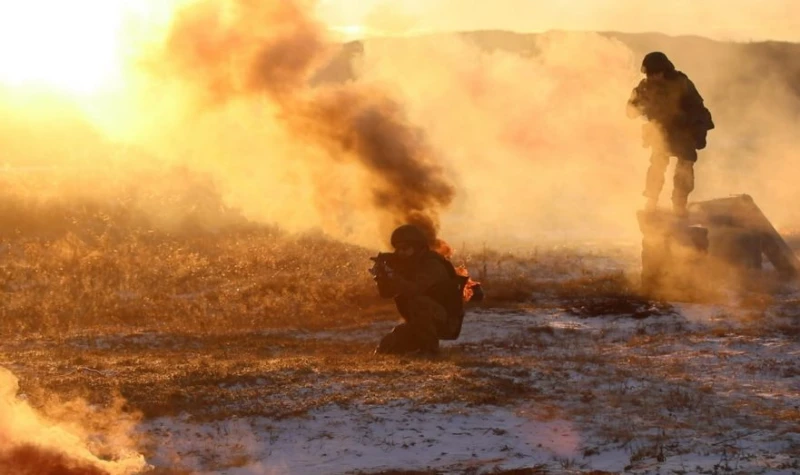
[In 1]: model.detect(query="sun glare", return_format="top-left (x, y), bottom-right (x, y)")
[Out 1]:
top-left (0, 0), bottom-right (160, 97)
top-left (330, 24), bottom-right (368, 41)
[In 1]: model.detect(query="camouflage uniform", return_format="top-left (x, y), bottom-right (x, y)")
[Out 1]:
top-left (627, 52), bottom-right (714, 214)
top-left (375, 225), bottom-right (465, 355)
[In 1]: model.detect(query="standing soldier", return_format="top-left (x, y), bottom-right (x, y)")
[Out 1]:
top-left (627, 52), bottom-right (714, 217)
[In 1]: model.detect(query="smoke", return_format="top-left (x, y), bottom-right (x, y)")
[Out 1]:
top-left (324, 0), bottom-right (800, 43)
top-left (2, 1), bottom-right (799, 250)
top-left (0, 367), bottom-right (148, 475)
top-left (352, 32), bottom-right (643, 246)
top-left (147, 0), bottom-right (454, 244)
top-left (342, 30), bottom-right (800, 247)
top-left (362, 1), bottom-right (419, 37)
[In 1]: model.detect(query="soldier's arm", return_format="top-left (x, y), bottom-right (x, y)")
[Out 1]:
top-left (390, 258), bottom-right (450, 296)
top-left (626, 84), bottom-right (645, 119)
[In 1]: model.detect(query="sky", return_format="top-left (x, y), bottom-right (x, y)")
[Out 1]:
top-left (0, 0), bottom-right (794, 94)
top-left (317, 0), bottom-right (800, 42)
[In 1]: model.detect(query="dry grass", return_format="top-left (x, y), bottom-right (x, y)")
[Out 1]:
top-left (0, 228), bottom-right (387, 335)
top-left (5, 332), bottom-right (547, 422)
top-left (455, 247), bottom-right (641, 306)
top-left (0, 171), bottom-right (651, 338)
top-left (3, 304), bottom-right (797, 473)
top-left (0, 174), bottom-right (393, 336)
top-left (1, 173), bottom-right (797, 474)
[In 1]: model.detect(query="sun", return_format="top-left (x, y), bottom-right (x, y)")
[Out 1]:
top-left (0, 0), bottom-right (165, 97)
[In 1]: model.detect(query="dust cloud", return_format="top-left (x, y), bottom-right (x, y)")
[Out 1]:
top-left (138, 0), bottom-right (454, 245)
top-left (356, 32), bottom-right (644, 246)
top-left (352, 29), bottom-right (800, 247)
top-left (0, 0), bottom-right (798, 249)
top-left (345, 0), bottom-right (800, 43)
top-left (0, 367), bottom-right (147, 474)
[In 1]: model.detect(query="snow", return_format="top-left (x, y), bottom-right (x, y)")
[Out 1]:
top-left (137, 303), bottom-right (800, 474)
top-left (145, 404), bottom-right (580, 475)
top-left (6, 241), bottom-right (797, 474)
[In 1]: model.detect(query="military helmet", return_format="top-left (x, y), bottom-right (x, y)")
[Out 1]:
top-left (390, 224), bottom-right (428, 249)
top-left (641, 52), bottom-right (675, 75)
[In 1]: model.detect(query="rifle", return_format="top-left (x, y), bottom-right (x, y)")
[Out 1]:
top-left (369, 252), bottom-right (400, 298)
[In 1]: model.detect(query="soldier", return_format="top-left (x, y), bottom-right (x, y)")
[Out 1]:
top-left (372, 224), bottom-right (466, 356)
top-left (627, 52), bottom-right (714, 216)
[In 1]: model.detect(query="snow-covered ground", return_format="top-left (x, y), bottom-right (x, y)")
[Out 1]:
top-left (146, 403), bottom-right (578, 474)
top-left (2, 243), bottom-right (797, 474)
top-left (139, 302), bottom-right (800, 474)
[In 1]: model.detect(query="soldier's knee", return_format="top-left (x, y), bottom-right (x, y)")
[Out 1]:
top-left (404, 296), bottom-right (446, 324)
top-left (407, 295), bottom-right (442, 311)
top-left (376, 323), bottom-right (418, 354)
top-left (673, 160), bottom-right (695, 192)
top-left (649, 153), bottom-right (670, 169)
top-left (675, 160), bottom-right (695, 180)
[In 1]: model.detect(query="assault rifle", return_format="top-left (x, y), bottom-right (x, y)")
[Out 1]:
top-left (369, 252), bottom-right (401, 298)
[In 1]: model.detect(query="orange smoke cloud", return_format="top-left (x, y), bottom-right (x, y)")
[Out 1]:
top-left (0, 367), bottom-right (147, 475)
top-left (0, 444), bottom-right (109, 475)
top-left (155, 0), bottom-right (454, 241)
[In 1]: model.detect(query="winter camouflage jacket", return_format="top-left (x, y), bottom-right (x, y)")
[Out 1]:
top-left (627, 70), bottom-right (714, 152)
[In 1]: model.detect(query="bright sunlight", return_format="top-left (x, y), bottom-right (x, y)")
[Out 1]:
top-left (0, 0), bottom-right (169, 96)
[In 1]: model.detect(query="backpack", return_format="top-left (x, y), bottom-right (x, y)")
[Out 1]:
top-left (678, 73), bottom-right (715, 149)
top-left (692, 106), bottom-right (714, 149)
top-left (426, 252), bottom-right (467, 340)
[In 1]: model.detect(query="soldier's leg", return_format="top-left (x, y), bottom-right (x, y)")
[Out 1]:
top-left (375, 298), bottom-right (415, 354)
top-left (672, 156), bottom-right (696, 216)
top-left (376, 296), bottom-right (445, 355)
top-left (403, 296), bottom-right (447, 354)
top-left (375, 323), bottom-right (417, 354)
top-left (644, 151), bottom-right (670, 209)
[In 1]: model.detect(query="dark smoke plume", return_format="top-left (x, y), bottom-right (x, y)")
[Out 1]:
top-left (157, 0), bottom-right (454, 244)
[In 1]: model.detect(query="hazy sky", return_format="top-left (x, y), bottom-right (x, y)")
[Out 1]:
top-left (317, 0), bottom-right (800, 42)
